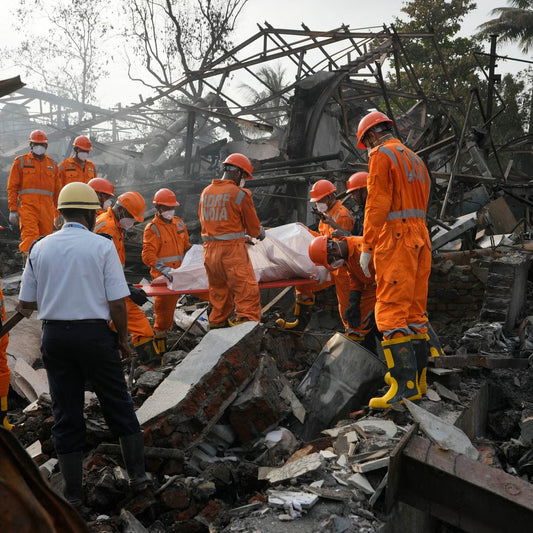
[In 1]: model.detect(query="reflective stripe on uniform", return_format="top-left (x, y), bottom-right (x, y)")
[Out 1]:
top-left (93, 221), bottom-right (107, 232)
top-left (235, 190), bottom-right (246, 206)
top-left (19, 189), bottom-right (54, 197)
top-left (202, 231), bottom-right (246, 242)
top-left (378, 145), bottom-right (427, 184)
top-left (149, 224), bottom-right (160, 238)
top-left (386, 209), bottom-right (425, 221)
top-left (159, 254), bottom-right (184, 262)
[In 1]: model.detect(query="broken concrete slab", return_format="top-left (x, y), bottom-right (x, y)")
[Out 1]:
top-left (135, 322), bottom-right (262, 448)
top-left (12, 358), bottom-right (49, 402)
top-left (259, 452), bottom-right (324, 483)
top-left (296, 333), bottom-right (385, 441)
top-left (267, 489), bottom-right (319, 510)
top-left (404, 400), bottom-right (479, 460)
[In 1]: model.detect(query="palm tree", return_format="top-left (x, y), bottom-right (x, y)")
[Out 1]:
top-left (476, 0), bottom-right (533, 53)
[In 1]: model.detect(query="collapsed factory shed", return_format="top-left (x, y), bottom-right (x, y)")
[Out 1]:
top-left (2, 22), bottom-right (533, 533)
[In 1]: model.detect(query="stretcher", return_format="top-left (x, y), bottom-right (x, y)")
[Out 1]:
top-left (135, 278), bottom-right (313, 297)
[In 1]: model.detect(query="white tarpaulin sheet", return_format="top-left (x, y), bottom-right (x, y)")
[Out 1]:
top-left (152, 223), bottom-right (329, 292)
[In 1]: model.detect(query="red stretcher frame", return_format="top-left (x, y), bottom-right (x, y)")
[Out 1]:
top-left (135, 278), bottom-right (313, 297)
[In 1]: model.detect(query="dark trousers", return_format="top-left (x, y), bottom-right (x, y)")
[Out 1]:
top-left (41, 321), bottom-right (141, 454)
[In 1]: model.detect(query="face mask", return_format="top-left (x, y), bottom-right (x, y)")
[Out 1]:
top-left (103, 198), bottom-right (114, 209)
top-left (239, 178), bottom-right (246, 188)
top-left (32, 145), bottom-right (46, 156)
top-left (330, 259), bottom-right (344, 269)
top-left (77, 151), bottom-right (88, 161)
top-left (161, 209), bottom-right (174, 220)
top-left (367, 148), bottom-right (372, 157)
top-left (316, 202), bottom-right (328, 213)
top-left (119, 217), bottom-right (135, 230)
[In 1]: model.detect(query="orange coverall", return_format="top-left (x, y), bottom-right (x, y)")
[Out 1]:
top-left (342, 236), bottom-right (377, 337)
top-left (298, 200), bottom-right (354, 328)
top-left (7, 152), bottom-right (61, 252)
top-left (0, 284), bottom-right (10, 398)
top-left (94, 207), bottom-right (154, 343)
top-left (362, 138), bottom-right (431, 338)
top-left (59, 156), bottom-right (97, 187)
top-left (142, 214), bottom-right (190, 332)
top-left (199, 179), bottom-right (262, 324)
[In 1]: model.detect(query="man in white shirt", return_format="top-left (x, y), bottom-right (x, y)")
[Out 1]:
top-left (17, 182), bottom-right (148, 515)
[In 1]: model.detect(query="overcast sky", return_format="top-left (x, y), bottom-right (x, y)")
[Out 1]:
top-left (0, 0), bottom-right (528, 108)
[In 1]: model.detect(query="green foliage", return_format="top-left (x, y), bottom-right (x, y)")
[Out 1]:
top-left (476, 0), bottom-right (533, 54)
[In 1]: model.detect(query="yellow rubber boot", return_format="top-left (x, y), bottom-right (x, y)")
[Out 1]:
top-left (1, 396), bottom-right (14, 431)
top-left (369, 336), bottom-right (421, 409)
top-left (275, 298), bottom-right (314, 335)
top-left (228, 317), bottom-right (250, 327)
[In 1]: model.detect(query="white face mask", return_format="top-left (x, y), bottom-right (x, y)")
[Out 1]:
top-left (103, 198), bottom-right (114, 209)
top-left (32, 145), bottom-right (46, 156)
top-left (330, 259), bottom-right (344, 269)
top-left (316, 202), bottom-right (328, 213)
top-left (239, 178), bottom-right (246, 188)
top-left (119, 217), bottom-right (135, 230)
top-left (77, 151), bottom-right (88, 161)
top-left (367, 147), bottom-right (372, 156)
top-left (161, 209), bottom-right (174, 220)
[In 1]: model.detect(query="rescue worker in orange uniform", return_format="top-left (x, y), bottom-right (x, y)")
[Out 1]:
top-left (308, 235), bottom-right (379, 351)
top-left (0, 226), bottom-right (13, 431)
top-left (357, 110), bottom-right (434, 409)
top-left (59, 136), bottom-right (97, 187)
top-left (88, 177), bottom-right (115, 215)
top-left (7, 130), bottom-right (61, 258)
top-left (94, 191), bottom-right (159, 363)
top-left (199, 153), bottom-right (265, 327)
top-left (142, 188), bottom-right (190, 353)
top-left (55, 136), bottom-right (98, 228)
top-left (276, 179), bottom-right (354, 335)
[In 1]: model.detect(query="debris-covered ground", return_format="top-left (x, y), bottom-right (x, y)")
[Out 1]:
top-left (4, 219), bottom-right (533, 532)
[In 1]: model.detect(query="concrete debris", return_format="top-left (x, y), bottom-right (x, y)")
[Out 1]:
top-left (404, 399), bottom-right (479, 460)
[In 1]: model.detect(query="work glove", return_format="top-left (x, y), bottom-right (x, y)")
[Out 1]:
top-left (244, 234), bottom-right (255, 245)
top-left (360, 251), bottom-right (372, 278)
top-left (9, 211), bottom-right (19, 227)
top-left (257, 226), bottom-right (266, 241)
top-left (155, 260), bottom-right (173, 282)
top-left (128, 284), bottom-right (148, 306)
top-left (344, 290), bottom-right (362, 329)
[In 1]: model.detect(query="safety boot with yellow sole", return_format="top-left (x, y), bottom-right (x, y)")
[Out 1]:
top-left (275, 298), bottom-right (314, 336)
top-left (1, 396), bottom-right (13, 431)
top-left (369, 335), bottom-right (421, 409)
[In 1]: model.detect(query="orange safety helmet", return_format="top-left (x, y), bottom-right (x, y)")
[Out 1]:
top-left (153, 188), bottom-right (179, 207)
top-left (88, 177), bottom-right (115, 197)
top-left (356, 111), bottom-right (393, 149)
top-left (346, 172), bottom-right (369, 193)
top-left (29, 130), bottom-right (48, 144)
top-left (222, 153), bottom-right (254, 179)
top-left (73, 135), bottom-right (92, 151)
top-left (118, 191), bottom-right (145, 222)
top-left (309, 179), bottom-right (336, 203)
top-left (308, 235), bottom-right (329, 267)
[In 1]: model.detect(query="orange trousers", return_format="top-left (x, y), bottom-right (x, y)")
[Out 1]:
top-left (19, 196), bottom-right (55, 253)
top-left (296, 265), bottom-right (351, 329)
top-left (125, 297), bottom-right (154, 343)
top-left (374, 221), bottom-right (431, 337)
top-left (153, 294), bottom-right (180, 333)
top-left (203, 241), bottom-right (261, 324)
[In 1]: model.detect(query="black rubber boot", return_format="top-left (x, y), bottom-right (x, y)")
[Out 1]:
top-left (1, 396), bottom-right (13, 431)
top-left (119, 432), bottom-right (150, 493)
top-left (134, 337), bottom-right (160, 365)
top-left (427, 322), bottom-right (445, 357)
top-left (369, 335), bottom-right (421, 409)
top-left (153, 332), bottom-right (167, 355)
top-left (57, 451), bottom-right (92, 518)
top-left (275, 298), bottom-right (314, 335)
top-left (411, 333), bottom-right (430, 395)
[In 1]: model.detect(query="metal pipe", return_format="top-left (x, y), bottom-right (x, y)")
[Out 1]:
top-left (439, 90), bottom-right (476, 219)
top-left (256, 152), bottom-right (343, 171)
